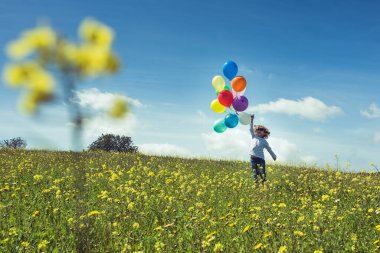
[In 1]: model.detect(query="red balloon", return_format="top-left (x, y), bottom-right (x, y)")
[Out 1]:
top-left (218, 90), bottom-right (233, 107)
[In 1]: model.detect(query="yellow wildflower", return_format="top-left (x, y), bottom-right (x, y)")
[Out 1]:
top-left (6, 26), bottom-right (56, 59)
top-left (37, 240), bottom-right (49, 252)
top-left (21, 241), bottom-right (30, 248)
top-left (263, 232), bottom-right (272, 238)
top-left (294, 231), bottom-right (305, 237)
top-left (79, 18), bottom-right (114, 47)
top-left (75, 44), bottom-right (110, 76)
top-left (32, 210), bottom-right (40, 217)
top-left (23, 26), bottom-right (56, 50)
top-left (297, 216), bottom-right (305, 222)
top-left (321, 194), bottom-right (329, 202)
top-left (154, 241), bottom-right (165, 252)
top-left (87, 210), bottom-right (100, 217)
top-left (3, 62), bottom-right (40, 87)
top-left (28, 70), bottom-right (55, 93)
top-left (6, 39), bottom-right (33, 59)
top-left (33, 174), bottom-right (44, 182)
top-left (108, 96), bottom-right (128, 118)
top-left (214, 243), bottom-right (224, 252)
top-left (242, 225), bottom-right (250, 233)
top-left (254, 243), bottom-right (263, 250)
top-left (201, 240), bottom-right (210, 248)
top-left (278, 246), bottom-right (287, 253)
top-left (127, 202), bottom-right (134, 210)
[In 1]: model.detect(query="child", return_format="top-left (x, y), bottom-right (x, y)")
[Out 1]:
top-left (249, 114), bottom-right (276, 185)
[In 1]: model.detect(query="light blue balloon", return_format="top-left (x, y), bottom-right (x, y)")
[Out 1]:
top-left (224, 113), bottom-right (239, 128)
top-left (213, 118), bottom-right (227, 133)
top-left (223, 61), bottom-right (238, 80)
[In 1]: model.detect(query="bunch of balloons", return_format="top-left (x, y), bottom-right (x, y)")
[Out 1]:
top-left (210, 60), bottom-right (251, 133)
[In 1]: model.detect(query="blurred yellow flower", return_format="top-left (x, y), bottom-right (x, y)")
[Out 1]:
top-left (108, 97), bottom-right (128, 118)
top-left (278, 246), bottom-right (287, 253)
top-left (76, 44), bottom-right (109, 75)
top-left (376, 224), bottom-right (380, 231)
top-left (79, 18), bottom-right (114, 47)
top-left (3, 62), bottom-right (40, 87)
top-left (6, 26), bottom-right (56, 60)
top-left (23, 26), bottom-right (56, 50)
top-left (6, 39), bottom-right (33, 60)
top-left (28, 70), bottom-right (55, 93)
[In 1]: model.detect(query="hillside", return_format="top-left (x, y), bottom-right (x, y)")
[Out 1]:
top-left (0, 150), bottom-right (379, 252)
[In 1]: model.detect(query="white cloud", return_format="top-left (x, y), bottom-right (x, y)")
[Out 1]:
top-left (201, 128), bottom-right (250, 160)
top-left (84, 113), bottom-right (139, 146)
top-left (374, 132), bottom-right (380, 143)
top-left (139, 143), bottom-right (190, 156)
top-left (74, 88), bottom-right (141, 146)
top-left (361, 103), bottom-right (380, 119)
top-left (250, 97), bottom-right (342, 121)
top-left (201, 128), bottom-right (317, 163)
top-left (75, 88), bottom-right (142, 111)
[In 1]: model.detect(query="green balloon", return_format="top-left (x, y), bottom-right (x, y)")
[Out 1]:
top-left (216, 85), bottom-right (231, 96)
top-left (213, 118), bottom-right (227, 133)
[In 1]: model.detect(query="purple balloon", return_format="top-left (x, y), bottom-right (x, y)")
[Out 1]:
top-left (232, 96), bottom-right (249, 112)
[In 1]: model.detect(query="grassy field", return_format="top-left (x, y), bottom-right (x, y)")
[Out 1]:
top-left (0, 150), bottom-right (379, 252)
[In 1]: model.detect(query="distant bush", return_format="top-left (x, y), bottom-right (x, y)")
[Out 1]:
top-left (0, 137), bottom-right (27, 149)
top-left (88, 134), bottom-right (138, 153)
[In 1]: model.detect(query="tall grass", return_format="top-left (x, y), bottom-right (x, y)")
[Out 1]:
top-left (0, 150), bottom-right (379, 252)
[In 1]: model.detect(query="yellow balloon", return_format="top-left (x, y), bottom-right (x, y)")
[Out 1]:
top-left (210, 99), bottom-right (226, 113)
top-left (212, 75), bottom-right (225, 92)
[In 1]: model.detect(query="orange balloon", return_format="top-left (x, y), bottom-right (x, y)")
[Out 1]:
top-left (231, 76), bottom-right (246, 92)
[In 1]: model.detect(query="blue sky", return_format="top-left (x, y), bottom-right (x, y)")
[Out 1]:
top-left (0, 0), bottom-right (379, 171)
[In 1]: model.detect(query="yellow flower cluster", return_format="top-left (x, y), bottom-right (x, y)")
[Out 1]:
top-left (3, 18), bottom-right (121, 114)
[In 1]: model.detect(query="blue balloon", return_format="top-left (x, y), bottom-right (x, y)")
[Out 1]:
top-left (224, 113), bottom-right (239, 128)
top-left (223, 61), bottom-right (238, 80)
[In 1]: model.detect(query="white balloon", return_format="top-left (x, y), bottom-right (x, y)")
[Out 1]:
top-left (238, 112), bottom-right (251, 125)
top-left (232, 88), bottom-right (246, 98)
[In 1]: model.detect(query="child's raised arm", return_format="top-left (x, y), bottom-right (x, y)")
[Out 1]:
top-left (250, 114), bottom-right (255, 138)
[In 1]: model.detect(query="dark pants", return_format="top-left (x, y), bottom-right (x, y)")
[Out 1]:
top-left (250, 156), bottom-right (266, 183)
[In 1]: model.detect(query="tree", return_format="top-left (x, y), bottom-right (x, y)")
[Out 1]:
top-left (0, 137), bottom-right (27, 149)
top-left (88, 134), bottom-right (138, 153)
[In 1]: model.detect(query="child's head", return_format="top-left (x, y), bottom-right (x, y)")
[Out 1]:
top-left (254, 125), bottom-right (270, 139)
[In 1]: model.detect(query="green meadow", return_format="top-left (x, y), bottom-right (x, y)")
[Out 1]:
top-left (0, 150), bottom-right (379, 252)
